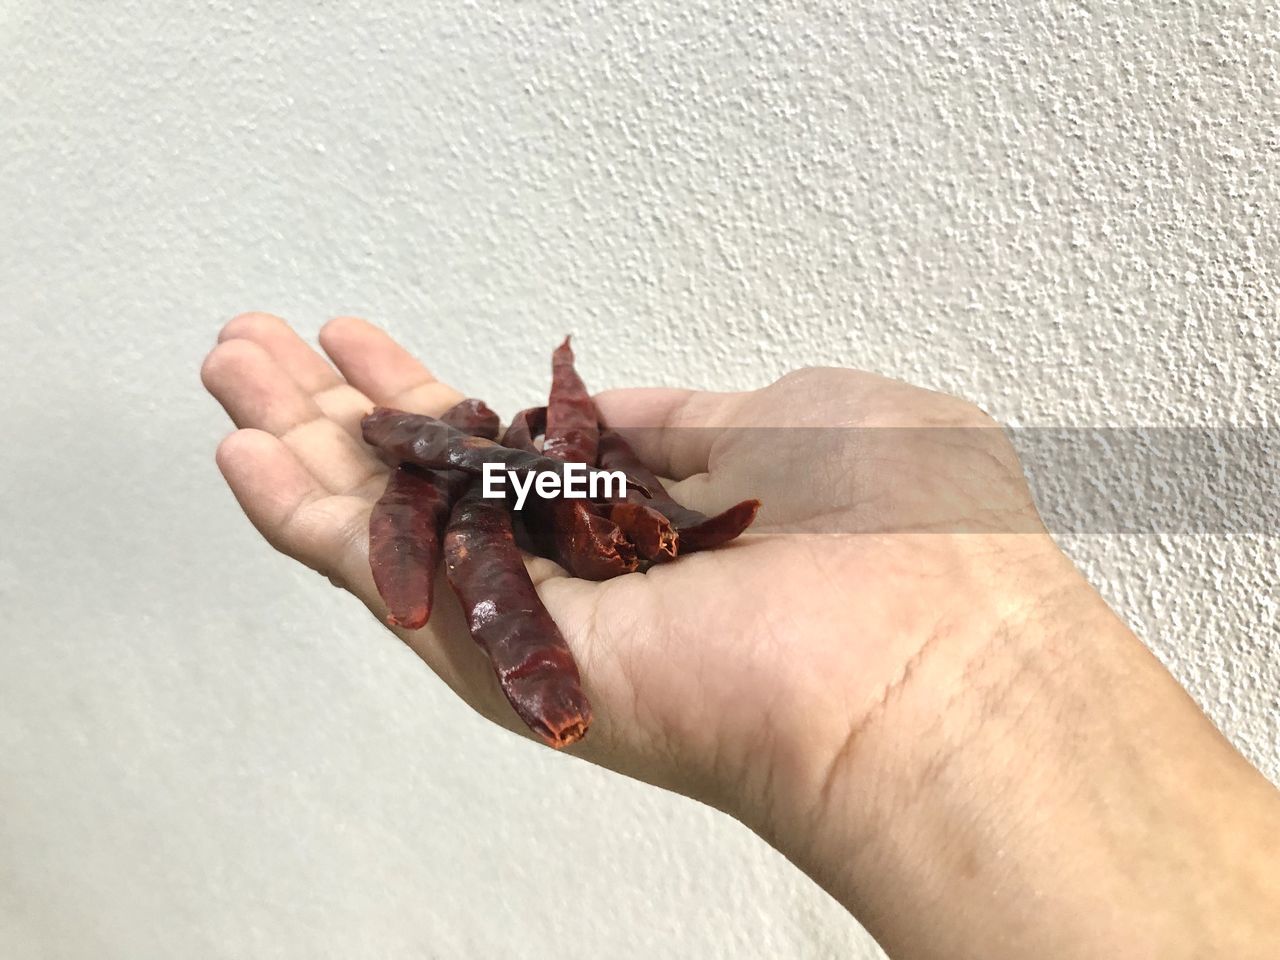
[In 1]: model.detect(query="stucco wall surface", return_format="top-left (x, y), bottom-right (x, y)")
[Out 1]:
top-left (1, 3), bottom-right (1276, 958)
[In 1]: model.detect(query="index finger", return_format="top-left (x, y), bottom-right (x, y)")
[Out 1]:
top-left (318, 316), bottom-right (466, 416)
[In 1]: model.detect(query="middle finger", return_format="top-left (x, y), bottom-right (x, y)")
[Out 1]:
top-left (202, 337), bottom-right (382, 496)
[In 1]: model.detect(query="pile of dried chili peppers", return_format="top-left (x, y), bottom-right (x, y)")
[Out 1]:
top-left (361, 339), bottom-right (760, 748)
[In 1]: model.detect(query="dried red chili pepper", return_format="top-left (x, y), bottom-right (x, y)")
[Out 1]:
top-left (522, 499), bottom-right (639, 580)
top-left (542, 337), bottom-right (598, 465)
top-left (368, 399), bottom-right (499, 630)
top-left (597, 428), bottom-right (760, 552)
top-left (500, 405), bottom-right (546, 452)
top-left (362, 407), bottom-right (648, 495)
top-left (368, 465), bottom-right (454, 629)
top-left (359, 339), bottom-right (768, 754)
top-left (608, 501), bottom-right (678, 563)
top-left (665, 497), bottom-right (760, 552)
top-left (503, 406), bottom-right (638, 580)
top-left (441, 397), bottom-right (500, 440)
top-left (444, 483), bottom-right (592, 748)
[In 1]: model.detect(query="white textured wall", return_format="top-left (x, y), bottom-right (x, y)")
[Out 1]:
top-left (2, 2), bottom-right (1276, 958)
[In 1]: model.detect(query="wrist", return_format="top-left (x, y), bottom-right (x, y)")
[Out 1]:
top-left (750, 536), bottom-right (1280, 958)
top-left (724, 534), bottom-right (1091, 876)
top-left (784, 535), bottom-right (1097, 900)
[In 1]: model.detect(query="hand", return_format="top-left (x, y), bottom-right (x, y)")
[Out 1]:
top-left (203, 313), bottom-right (1279, 959)
top-left (199, 312), bottom-right (1054, 799)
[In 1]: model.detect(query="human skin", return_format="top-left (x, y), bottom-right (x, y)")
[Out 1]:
top-left (202, 313), bottom-right (1280, 959)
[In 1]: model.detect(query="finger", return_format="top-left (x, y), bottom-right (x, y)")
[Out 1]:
top-left (215, 429), bottom-right (329, 559)
top-left (319, 316), bottom-right (465, 415)
top-left (202, 338), bottom-right (382, 495)
top-left (592, 387), bottom-right (746, 480)
top-left (215, 433), bottom-right (392, 642)
top-left (217, 311), bottom-right (380, 440)
top-left (207, 326), bottom-right (554, 744)
top-left (215, 429), bottom-right (380, 594)
top-left (218, 312), bottom-right (342, 393)
top-left (216, 429), bottom-right (507, 725)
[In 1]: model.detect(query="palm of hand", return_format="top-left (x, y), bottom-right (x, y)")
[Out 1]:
top-left (203, 315), bottom-right (1052, 825)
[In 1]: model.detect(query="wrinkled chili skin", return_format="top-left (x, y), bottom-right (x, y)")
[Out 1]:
top-left (368, 465), bottom-right (454, 629)
top-left (609, 501), bottom-right (678, 563)
top-left (596, 429), bottom-right (672, 504)
top-left (367, 399), bottom-right (496, 629)
top-left (502, 405), bottom-right (637, 579)
top-left (362, 407), bottom-right (647, 494)
top-left (671, 497), bottom-right (760, 552)
top-left (500, 406), bottom-right (546, 452)
top-left (542, 337), bottom-right (598, 465)
top-left (441, 398), bottom-right (500, 440)
top-left (596, 428), bottom-right (760, 551)
top-left (444, 484), bottom-right (592, 748)
top-left (521, 497), bottom-right (639, 579)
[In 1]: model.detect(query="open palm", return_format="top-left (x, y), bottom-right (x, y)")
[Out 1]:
top-left (203, 314), bottom-right (1070, 833)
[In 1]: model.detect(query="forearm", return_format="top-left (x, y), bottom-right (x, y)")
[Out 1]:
top-left (758, 549), bottom-right (1280, 959)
